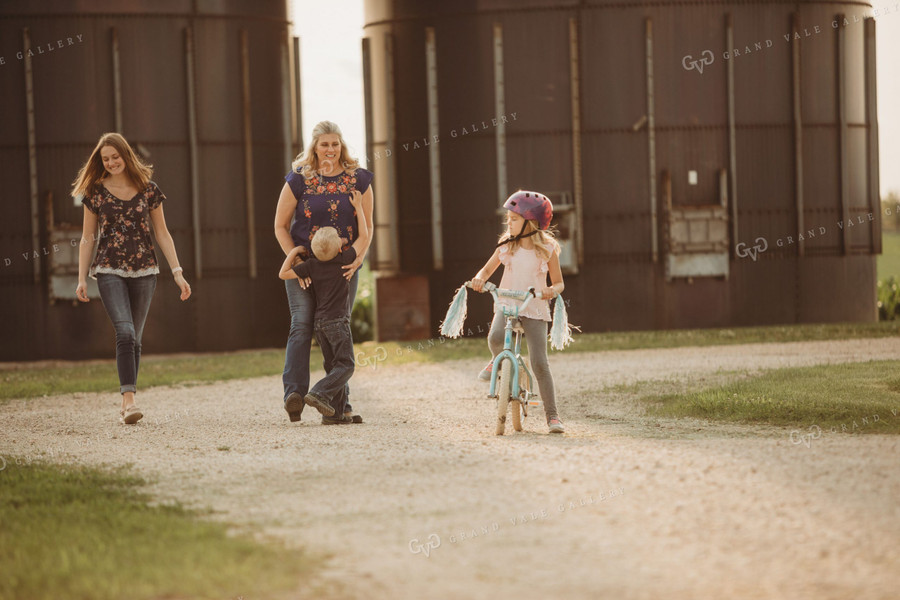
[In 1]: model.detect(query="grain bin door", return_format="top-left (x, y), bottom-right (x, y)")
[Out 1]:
top-left (662, 169), bottom-right (730, 282)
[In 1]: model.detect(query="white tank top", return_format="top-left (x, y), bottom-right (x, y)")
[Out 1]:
top-left (496, 245), bottom-right (551, 321)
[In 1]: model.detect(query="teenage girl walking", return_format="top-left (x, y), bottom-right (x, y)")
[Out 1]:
top-left (74, 132), bottom-right (191, 424)
top-left (470, 191), bottom-right (566, 434)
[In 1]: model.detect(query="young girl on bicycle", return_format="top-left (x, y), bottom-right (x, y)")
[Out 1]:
top-left (470, 191), bottom-right (566, 434)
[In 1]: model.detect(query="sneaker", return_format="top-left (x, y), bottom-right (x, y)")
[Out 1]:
top-left (304, 392), bottom-right (336, 417)
top-left (478, 362), bottom-right (493, 381)
top-left (343, 411), bottom-right (364, 424)
top-left (548, 418), bottom-right (565, 434)
top-left (322, 414), bottom-right (353, 425)
top-left (284, 392), bottom-right (304, 422)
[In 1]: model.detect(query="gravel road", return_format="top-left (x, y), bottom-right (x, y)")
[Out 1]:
top-left (2, 338), bottom-right (899, 600)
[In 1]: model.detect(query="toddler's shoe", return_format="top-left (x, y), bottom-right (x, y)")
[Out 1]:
top-left (548, 418), bottom-right (565, 434)
top-left (343, 411), bottom-right (364, 424)
top-left (477, 362), bottom-right (493, 381)
top-left (322, 414), bottom-right (353, 425)
top-left (304, 392), bottom-right (336, 416)
top-left (284, 392), bottom-right (304, 422)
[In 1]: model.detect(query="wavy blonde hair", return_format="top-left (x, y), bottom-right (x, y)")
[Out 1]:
top-left (291, 120), bottom-right (360, 179)
top-left (71, 132), bottom-right (152, 198)
top-left (499, 218), bottom-right (560, 262)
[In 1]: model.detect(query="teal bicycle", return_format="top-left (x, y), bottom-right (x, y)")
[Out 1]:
top-left (466, 281), bottom-right (543, 435)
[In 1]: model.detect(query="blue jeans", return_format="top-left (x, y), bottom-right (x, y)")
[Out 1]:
top-left (283, 270), bottom-right (358, 414)
top-left (310, 316), bottom-right (355, 414)
top-left (96, 274), bottom-right (157, 394)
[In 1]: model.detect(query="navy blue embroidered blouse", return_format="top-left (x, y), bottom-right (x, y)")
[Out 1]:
top-left (285, 167), bottom-right (374, 254)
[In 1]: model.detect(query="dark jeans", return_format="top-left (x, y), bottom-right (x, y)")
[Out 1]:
top-left (309, 316), bottom-right (355, 414)
top-left (96, 273), bottom-right (157, 394)
top-left (283, 270), bottom-right (359, 414)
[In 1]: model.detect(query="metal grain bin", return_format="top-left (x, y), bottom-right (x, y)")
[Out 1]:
top-left (0, 0), bottom-right (300, 360)
top-left (362, 0), bottom-right (880, 337)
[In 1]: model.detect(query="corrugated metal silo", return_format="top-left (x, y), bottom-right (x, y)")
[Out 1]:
top-left (362, 0), bottom-right (880, 337)
top-left (0, 0), bottom-right (301, 360)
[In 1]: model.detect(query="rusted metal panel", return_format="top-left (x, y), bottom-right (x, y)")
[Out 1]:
top-left (239, 29), bottom-right (257, 279)
top-left (646, 17), bottom-right (658, 264)
top-left (791, 12), bottom-right (805, 258)
top-left (374, 274), bottom-right (430, 341)
top-left (568, 16), bottom-right (584, 268)
top-left (865, 17), bottom-right (881, 256)
top-left (492, 22), bottom-right (507, 205)
top-left (185, 25), bottom-right (203, 278)
top-left (425, 27), bottom-right (444, 271)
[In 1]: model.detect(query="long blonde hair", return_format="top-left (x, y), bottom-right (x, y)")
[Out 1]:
top-left (291, 121), bottom-right (360, 179)
top-left (71, 132), bottom-right (152, 198)
top-left (499, 218), bottom-right (560, 262)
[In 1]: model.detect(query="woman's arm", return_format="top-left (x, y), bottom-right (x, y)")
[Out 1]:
top-left (149, 205), bottom-right (192, 301)
top-left (542, 252), bottom-right (565, 299)
top-left (75, 205), bottom-right (99, 303)
top-left (274, 183), bottom-right (299, 256)
top-left (274, 183), bottom-right (312, 288)
top-left (341, 186), bottom-right (374, 280)
top-left (360, 187), bottom-right (374, 248)
top-left (470, 247), bottom-right (502, 292)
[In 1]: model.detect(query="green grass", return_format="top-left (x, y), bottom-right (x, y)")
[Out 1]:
top-left (0, 350), bottom-right (287, 401)
top-left (642, 360), bottom-right (900, 433)
top-left (0, 461), bottom-right (312, 600)
top-left (878, 231), bottom-right (900, 279)
top-left (4, 321), bottom-right (900, 402)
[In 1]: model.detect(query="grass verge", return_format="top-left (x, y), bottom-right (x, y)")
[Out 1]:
top-left (3, 321), bottom-right (899, 402)
top-left (641, 360), bottom-right (900, 433)
top-left (0, 461), bottom-right (312, 600)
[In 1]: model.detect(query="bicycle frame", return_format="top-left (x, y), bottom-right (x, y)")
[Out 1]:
top-left (467, 282), bottom-right (539, 403)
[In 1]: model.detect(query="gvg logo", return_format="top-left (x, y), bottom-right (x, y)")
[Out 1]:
top-left (790, 425), bottom-right (822, 448)
top-left (408, 534), bottom-right (441, 558)
top-left (682, 50), bottom-right (714, 74)
top-left (355, 346), bottom-right (388, 370)
top-left (735, 237), bottom-right (768, 261)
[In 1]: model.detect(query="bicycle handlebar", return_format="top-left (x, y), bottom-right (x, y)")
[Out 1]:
top-left (464, 280), bottom-right (543, 315)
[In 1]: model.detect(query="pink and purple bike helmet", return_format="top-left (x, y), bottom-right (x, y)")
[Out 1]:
top-left (503, 190), bottom-right (553, 231)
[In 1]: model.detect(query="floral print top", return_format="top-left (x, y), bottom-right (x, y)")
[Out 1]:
top-left (285, 167), bottom-right (374, 256)
top-left (81, 181), bottom-right (165, 279)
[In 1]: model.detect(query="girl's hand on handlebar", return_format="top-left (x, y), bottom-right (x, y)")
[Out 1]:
top-left (541, 286), bottom-right (558, 299)
top-left (471, 278), bottom-right (485, 293)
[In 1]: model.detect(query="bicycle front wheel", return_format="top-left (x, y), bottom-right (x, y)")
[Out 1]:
top-left (496, 359), bottom-right (512, 435)
top-left (511, 360), bottom-right (530, 432)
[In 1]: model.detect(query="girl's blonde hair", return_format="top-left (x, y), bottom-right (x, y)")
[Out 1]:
top-left (500, 218), bottom-right (560, 262)
top-left (291, 120), bottom-right (360, 179)
top-left (71, 132), bottom-right (152, 198)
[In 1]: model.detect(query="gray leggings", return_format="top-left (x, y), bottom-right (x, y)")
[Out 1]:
top-left (487, 311), bottom-right (559, 422)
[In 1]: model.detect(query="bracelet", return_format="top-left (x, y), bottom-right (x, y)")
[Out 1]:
top-left (172, 267), bottom-right (183, 275)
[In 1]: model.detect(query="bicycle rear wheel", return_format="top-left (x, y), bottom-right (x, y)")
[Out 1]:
top-left (496, 359), bottom-right (512, 435)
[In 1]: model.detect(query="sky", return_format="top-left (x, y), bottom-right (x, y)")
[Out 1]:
top-left (292, 0), bottom-right (899, 197)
